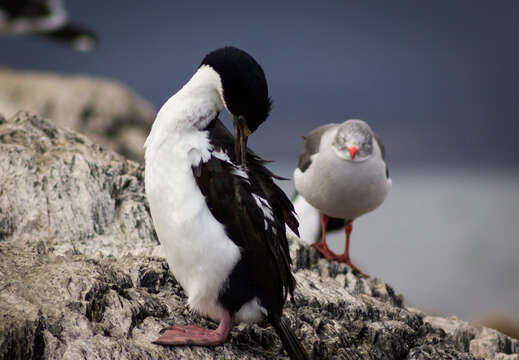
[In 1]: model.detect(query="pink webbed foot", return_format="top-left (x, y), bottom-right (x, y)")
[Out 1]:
top-left (336, 219), bottom-right (369, 277)
top-left (153, 312), bottom-right (232, 346)
top-left (153, 325), bottom-right (227, 346)
top-left (312, 241), bottom-right (338, 260)
top-left (334, 254), bottom-right (369, 278)
top-left (313, 213), bottom-right (341, 260)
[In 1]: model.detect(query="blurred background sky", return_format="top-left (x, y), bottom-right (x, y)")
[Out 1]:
top-left (1, 1), bottom-right (518, 323)
top-left (2, 0), bottom-right (519, 165)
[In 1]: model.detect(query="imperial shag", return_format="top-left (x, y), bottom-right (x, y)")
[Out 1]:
top-left (144, 47), bottom-right (309, 360)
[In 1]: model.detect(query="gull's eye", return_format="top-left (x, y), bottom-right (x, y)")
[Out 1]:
top-left (335, 133), bottom-right (346, 146)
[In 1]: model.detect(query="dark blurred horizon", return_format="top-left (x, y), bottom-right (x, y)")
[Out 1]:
top-left (1, 0), bottom-right (519, 166)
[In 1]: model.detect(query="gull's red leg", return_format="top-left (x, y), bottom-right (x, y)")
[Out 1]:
top-left (153, 311), bottom-right (232, 346)
top-left (336, 219), bottom-right (369, 277)
top-left (313, 213), bottom-right (339, 260)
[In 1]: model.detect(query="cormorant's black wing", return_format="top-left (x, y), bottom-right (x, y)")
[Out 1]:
top-left (192, 118), bottom-right (297, 316)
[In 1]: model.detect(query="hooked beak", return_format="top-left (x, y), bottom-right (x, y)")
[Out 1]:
top-left (232, 115), bottom-right (251, 168)
top-left (347, 145), bottom-right (358, 160)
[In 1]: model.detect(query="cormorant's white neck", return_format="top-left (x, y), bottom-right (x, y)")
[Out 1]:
top-left (144, 65), bottom-right (225, 150)
top-left (182, 65), bottom-right (225, 102)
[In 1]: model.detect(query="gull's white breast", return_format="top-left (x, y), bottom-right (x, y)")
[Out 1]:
top-left (294, 128), bottom-right (391, 220)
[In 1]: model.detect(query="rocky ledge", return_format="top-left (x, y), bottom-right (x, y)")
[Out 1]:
top-left (1, 112), bottom-right (518, 360)
top-left (0, 68), bottom-right (156, 162)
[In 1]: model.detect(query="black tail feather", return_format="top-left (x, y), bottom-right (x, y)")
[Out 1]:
top-left (269, 315), bottom-right (310, 360)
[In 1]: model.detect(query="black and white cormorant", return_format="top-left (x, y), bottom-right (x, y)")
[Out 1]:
top-left (293, 119), bottom-right (392, 277)
top-left (144, 47), bottom-right (309, 360)
top-left (0, 0), bottom-right (97, 51)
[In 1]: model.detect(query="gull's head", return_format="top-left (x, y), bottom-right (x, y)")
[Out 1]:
top-left (332, 119), bottom-right (374, 162)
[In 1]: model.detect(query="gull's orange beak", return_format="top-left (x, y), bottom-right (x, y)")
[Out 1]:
top-left (347, 145), bottom-right (358, 160)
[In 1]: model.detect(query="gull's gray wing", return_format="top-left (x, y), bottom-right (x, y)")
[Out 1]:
top-left (373, 133), bottom-right (390, 178)
top-left (297, 123), bottom-right (337, 172)
top-left (374, 134), bottom-right (386, 160)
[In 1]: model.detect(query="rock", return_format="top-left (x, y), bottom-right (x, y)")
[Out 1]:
top-left (1, 112), bottom-right (518, 360)
top-left (0, 68), bottom-right (156, 162)
top-left (421, 314), bottom-right (519, 360)
top-left (472, 313), bottom-right (519, 342)
top-left (0, 111), bottom-right (158, 257)
top-left (0, 240), bottom-right (476, 360)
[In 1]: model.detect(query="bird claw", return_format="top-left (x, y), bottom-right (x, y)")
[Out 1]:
top-left (334, 255), bottom-right (369, 278)
top-left (313, 243), bottom-right (369, 278)
top-left (312, 242), bottom-right (338, 260)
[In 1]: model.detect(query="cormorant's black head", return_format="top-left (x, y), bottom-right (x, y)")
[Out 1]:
top-left (200, 46), bottom-right (272, 135)
top-left (200, 46), bottom-right (272, 168)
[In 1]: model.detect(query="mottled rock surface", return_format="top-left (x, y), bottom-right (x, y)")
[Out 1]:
top-left (422, 314), bottom-right (519, 360)
top-left (1, 112), bottom-right (518, 360)
top-left (0, 112), bottom-right (158, 257)
top-left (0, 68), bottom-right (156, 162)
top-left (291, 248), bottom-right (519, 360)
